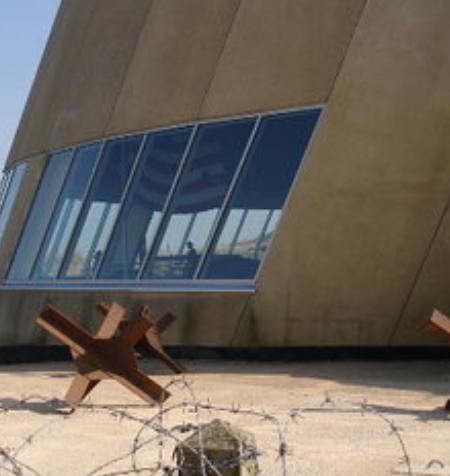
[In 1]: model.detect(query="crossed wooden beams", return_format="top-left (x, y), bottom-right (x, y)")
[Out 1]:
top-left (424, 309), bottom-right (450, 410)
top-left (36, 302), bottom-right (185, 409)
top-left (425, 309), bottom-right (450, 347)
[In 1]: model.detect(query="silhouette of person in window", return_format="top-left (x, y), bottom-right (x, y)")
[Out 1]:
top-left (184, 241), bottom-right (198, 278)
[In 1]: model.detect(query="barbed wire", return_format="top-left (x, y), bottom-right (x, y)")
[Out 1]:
top-left (0, 374), bottom-right (448, 476)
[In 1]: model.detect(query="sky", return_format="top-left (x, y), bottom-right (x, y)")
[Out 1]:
top-left (0, 0), bottom-right (61, 170)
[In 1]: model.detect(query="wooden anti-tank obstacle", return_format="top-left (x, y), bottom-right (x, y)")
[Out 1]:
top-left (424, 309), bottom-right (450, 410)
top-left (36, 302), bottom-right (185, 409)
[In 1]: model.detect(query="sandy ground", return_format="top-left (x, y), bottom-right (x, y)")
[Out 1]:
top-left (0, 359), bottom-right (449, 476)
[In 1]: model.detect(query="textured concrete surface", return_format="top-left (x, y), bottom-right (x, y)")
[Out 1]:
top-left (200, 0), bottom-right (365, 118)
top-left (106, 0), bottom-right (241, 135)
top-left (3, 0), bottom-right (450, 349)
top-left (251, 0), bottom-right (450, 347)
top-left (0, 290), bottom-right (253, 346)
top-left (7, 0), bottom-right (365, 162)
top-left (46, 0), bottom-right (153, 150)
top-left (0, 359), bottom-right (449, 475)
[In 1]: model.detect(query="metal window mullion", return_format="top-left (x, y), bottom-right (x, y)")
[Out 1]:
top-left (0, 172), bottom-right (12, 207)
top-left (57, 142), bottom-right (106, 278)
top-left (193, 116), bottom-right (262, 280)
top-left (5, 156), bottom-right (58, 281)
top-left (177, 212), bottom-right (197, 255)
top-left (0, 170), bottom-right (13, 218)
top-left (0, 170), bottom-right (14, 228)
top-left (0, 164), bottom-right (27, 247)
top-left (93, 134), bottom-right (148, 279)
top-left (137, 125), bottom-right (199, 280)
top-left (228, 209), bottom-right (248, 254)
top-left (1, 171), bottom-right (12, 196)
top-left (3, 278), bottom-right (255, 292)
top-left (32, 103), bottom-right (322, 156)
top-left (83, 202), bottom-right (112, 277)
top-left (42, 199), bottom-right (76, 276)
top-left (29, 148), bottom-right (77, 280)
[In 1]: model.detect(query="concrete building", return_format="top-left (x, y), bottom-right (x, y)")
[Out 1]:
top-left (0, 0), bottom-right (449, 349)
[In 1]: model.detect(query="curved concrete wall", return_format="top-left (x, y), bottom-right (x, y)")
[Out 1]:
top-left (2, 0), bottom-right (450, 348)
top-left (237, 0), bottom-right (450, 347)
top-left (7, 0), bottom-right (365, 164)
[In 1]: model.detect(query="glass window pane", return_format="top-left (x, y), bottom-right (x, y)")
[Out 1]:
top-left (143, 118), bottom-right (256, 280)
top-left (7, 151), bottom-right (73, 280)
top-left (31, 143), bottom-right (101, 279)
top-left (61, 135), bottom-right (143, 279)
top-left (99, 127), bottom-right (192, 279)
top-left (0, 172), bottom-right (13, 213)
top-left (202, 109), bottom-right (320, 280)
top-left (0, 163), bottom-right (27, 242)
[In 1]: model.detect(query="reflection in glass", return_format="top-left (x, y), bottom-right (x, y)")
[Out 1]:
top-left (0, 163), bottom-right (27, 242)
top-left (143, 119), bottom-right (256, 279)
top-left (6, 107), bottom-right (321, 285)
top-left (99, 128), bottom-right (192, 279)
top-left (61, 135), bottom-right (143, 278)
top-left (201, 110), bottom-right (320, 279)
top-left (32, 144), bottom-right (101, 278)
top-left (0, 172), bottom-right (12, 214)
top-left (8, 151), bottom-right (73, 280)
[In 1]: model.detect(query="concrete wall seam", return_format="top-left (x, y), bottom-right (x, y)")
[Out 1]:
top-left (103, 0), bottom-right (156, 136)
top-left (195, 0), bottom-right (243, 120)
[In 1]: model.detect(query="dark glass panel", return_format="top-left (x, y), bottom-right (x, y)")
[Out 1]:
top-left (99, 127), bottom-right (192, 279)
top-left (32, 143), bottom-right (101, 278)
top-left (143, 118), bottom-right (256, 280)
top-left (0, 172), bottom-right (12, 213)
top-left (0, 163), bottom-right (27, 242)
top-left (201, 109), bottom-right (320, 280)
top-left (7, 151), bottom-right (73, 280)
top-left (61, 135), bottom-right (143, 279)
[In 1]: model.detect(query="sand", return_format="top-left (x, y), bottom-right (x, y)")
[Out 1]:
top-left (0, 359), bottom-right (449, 476)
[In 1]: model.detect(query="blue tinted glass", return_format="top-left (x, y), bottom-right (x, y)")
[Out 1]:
top-left (201, 109), bottom-right (320, 279)
top-left (99, 127), bottom-right (192, 279)
top-left (8, 150), bottom-right (73, 280)
top-left (143, 118), bottom-right (256, 280)
top-left (0, 163), bottom-right (27, 244)
top-left (0, 172), bottom-right (12, 213)
top-left (61, 135), bottom-right (143, 278)
top-left (32, 143), bottom-right (101, 279)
